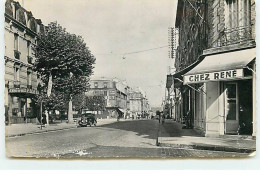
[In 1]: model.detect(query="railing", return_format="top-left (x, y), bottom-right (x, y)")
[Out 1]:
top-left (14, 50), bottom-right (21, 60)
top-left (214, 26), bottom-right (254, 47)
top-left (13, 81), bottom-right (20, 88)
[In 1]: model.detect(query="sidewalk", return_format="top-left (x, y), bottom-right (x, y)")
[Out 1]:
top-left (158, 119), bottom-right (256, 153)
top-left (5, 118), bottom-right (120, 138)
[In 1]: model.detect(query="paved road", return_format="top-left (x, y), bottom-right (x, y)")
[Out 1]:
top-left (5, 119), bottom-right (249, 158)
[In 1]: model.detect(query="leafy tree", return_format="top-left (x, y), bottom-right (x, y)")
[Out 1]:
top-left (33, 22), bottom-right (95, 123)
top-left (85, 96), bottom-right (106, 111)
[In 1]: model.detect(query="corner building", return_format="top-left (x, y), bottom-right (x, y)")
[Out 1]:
top-left (4, 0), bottom-right (44, 124)
top-left (172, 0), bottom-right (256, 137)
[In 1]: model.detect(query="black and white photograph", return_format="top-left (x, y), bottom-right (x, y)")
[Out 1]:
top-left (3, 0), bottom-right (256, 159)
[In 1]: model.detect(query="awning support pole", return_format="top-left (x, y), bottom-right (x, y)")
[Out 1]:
top-left (174, 78), bottom-right (207, 95)
top-left (245, 66), bottom-right (256, 75)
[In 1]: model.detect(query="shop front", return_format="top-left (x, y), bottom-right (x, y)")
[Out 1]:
top-left (183, 48), bottom-right (256, 137)
top-left (7, 87), bottom-right (38, 124)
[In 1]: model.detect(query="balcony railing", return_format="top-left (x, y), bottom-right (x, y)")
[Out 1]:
top-left (13, 81), bottom-right (20, 88)
top-left (14, 50), bottom-right (21, 60)
top-left (215, 26), bottom-right (254, 47)
top-left (27, 56), bottom-right (33, 64)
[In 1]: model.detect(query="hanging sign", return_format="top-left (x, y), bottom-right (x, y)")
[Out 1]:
top-left (183, 69), bottom-right (243, 85)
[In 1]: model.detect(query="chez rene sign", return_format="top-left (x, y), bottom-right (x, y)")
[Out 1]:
top-left (183, 69), bottom-right (243, 85)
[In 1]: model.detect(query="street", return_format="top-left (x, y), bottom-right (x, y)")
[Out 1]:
top-left (6, 119), bottom-right (249, 158)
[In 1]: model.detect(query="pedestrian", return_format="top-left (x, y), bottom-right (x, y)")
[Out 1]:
top-left (162, 113), bottom-right (165, 125)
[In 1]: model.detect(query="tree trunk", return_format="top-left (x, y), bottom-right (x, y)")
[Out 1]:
top-left (45, 110), bottom-right (49, 125)
top-left (68, 95), bottom-right (73, 123)
top-left (44, 73), bottom-right (52, 126)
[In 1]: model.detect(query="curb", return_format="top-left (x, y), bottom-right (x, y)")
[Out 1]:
top-left (5, 120), bottom-right (118, 138)
top-left (159, 143), bottom-right (256, 153)
top-left (6, 126), bottom-right (77, 138)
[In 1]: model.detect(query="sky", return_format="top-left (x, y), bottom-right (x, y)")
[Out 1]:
top-left (21, 0), bottom-right (177, 107)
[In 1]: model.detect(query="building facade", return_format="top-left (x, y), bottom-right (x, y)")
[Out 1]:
top-left (171, 0), bottom-right (256, 137)
top-left (4, 0), bottom-right (44, 124)
top-left (86, 77), bottom-right (129, 119)
top-left (128, 89), bottom-right (151, 119)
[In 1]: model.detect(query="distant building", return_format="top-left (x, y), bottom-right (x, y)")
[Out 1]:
top-left (4, 0), bottom-right (45, 124)
top-left (128, 88), bottom-right (150, 119)
top-left (86, 77), bottom-right (129, 119)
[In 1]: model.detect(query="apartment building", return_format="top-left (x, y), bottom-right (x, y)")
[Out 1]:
top-left (169, 0), bottom-right (256, 137)
top-left (4, 0), bottom-right (44, 124)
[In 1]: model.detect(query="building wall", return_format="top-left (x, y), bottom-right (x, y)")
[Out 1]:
top-left (87, 78), bottom-right (130, 118)
top-left (174, 0), bottom-right (255, 135)
top-left (175, 0), bottom-right (208, 72)
top-left (205, 82), bottom-right (221, 136)
top-left (4, 0), bottom-right (44, 124)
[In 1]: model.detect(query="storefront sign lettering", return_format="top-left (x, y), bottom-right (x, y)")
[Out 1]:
top-left (184, 69), bottom-right (243, 85)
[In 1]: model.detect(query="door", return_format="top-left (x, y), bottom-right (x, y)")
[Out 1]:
top-left (224, 83), bottom-right (239, 134)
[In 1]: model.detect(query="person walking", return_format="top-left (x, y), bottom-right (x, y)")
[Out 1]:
top-left (162, 113), bottom-right (165, 125)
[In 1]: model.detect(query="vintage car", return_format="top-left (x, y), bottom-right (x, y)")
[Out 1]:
top-left (78, 113), bottom-right (97, 127)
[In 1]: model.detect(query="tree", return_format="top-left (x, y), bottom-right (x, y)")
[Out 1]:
top-left (33, 22), bottom-right (95, 123)
top-left (85, 96), bottom-right (106, 111)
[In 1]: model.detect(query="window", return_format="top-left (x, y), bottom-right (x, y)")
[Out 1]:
top-left (225, 0), bottom-right (251, 40)
top-left (27, 71), bottom-right (32, 86)
top-left (104, 82), bottom-right (108, 88)
top-left (94, 82), bottom-right (98, 88)
top-left (14, 33), bottom-right (18, 51)
top-left (27, 41), bottom-right (31, 56)
top-left (14, 67), bottom-right (19, 81)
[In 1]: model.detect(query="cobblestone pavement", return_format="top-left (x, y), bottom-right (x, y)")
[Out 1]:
top-left (5, 119), bottom-right (252, 159)
top-left (60, 146), bottom-right (249, 159)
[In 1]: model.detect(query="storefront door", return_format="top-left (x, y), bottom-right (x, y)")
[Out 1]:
top-left (224, 83), bottom-right (239, 134)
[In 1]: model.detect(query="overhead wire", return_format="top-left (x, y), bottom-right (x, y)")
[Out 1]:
top-left (95, 45), bottom-right (168, 58)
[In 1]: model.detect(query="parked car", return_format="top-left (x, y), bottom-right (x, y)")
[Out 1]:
top-left (78, 113), bottom-right (97, 127)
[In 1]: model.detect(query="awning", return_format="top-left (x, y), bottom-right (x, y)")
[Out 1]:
top-left (183, 48), bottom-right (256, 85)
top-left (118, 108), bottom-right (125, 113)
top-left (169, 57), bottom-right (204, 88)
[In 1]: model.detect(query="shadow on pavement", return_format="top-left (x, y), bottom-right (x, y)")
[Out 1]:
top-left (160, 120), bottom-right (202, 137)
top-left (99, 119), bottom-right (158, 139)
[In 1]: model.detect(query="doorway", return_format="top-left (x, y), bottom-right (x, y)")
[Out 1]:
top-left (224, 82), bottom-right (239, 134)
top-left (238, 80), bottom-right (253, 135)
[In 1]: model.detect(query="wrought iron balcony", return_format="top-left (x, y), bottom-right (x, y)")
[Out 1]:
top-left (14, 50), bottom-right (21, 60)
top-left (216, 26), bottom-right (254, 47)
top-left (13, 81), bottom-right (20, 88)
top-left (27, 56), bottom-right (33, 64)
